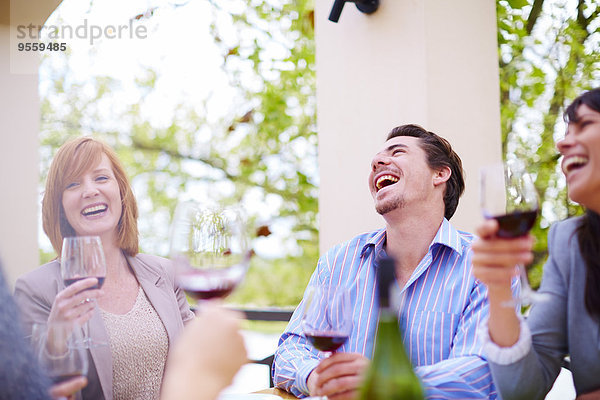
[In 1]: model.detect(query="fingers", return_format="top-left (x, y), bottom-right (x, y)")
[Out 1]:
top-left (471, 234), bottom-right (534, 256)
top-left (314, 352), bottom-right (365, 373)
top-left (475, 219), bottom-right (499, 239)
top-left (49, 278), bottom-right (103, 324)
top-left (472, 247), bottom-right (533, 269)
top-left (472, 264), bottom-right (517, 287)
top-left (319, 376), bottom-right (362, 399)
top-left (48, 376), bottom-right (87, 399)
top-left (312, 353), bottom-right (369, 398)
top-left (471, 224), bottom-right (534, 292)
top-left (471, 232), bottom-right (534, 271)
top-left (62, 277), bottom-right (102, 297)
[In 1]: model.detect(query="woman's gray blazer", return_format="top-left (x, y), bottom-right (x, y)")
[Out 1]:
top-left (13, 253), bottom-right (194, 400)
top-left (489, 217), bottom-right (600, 399)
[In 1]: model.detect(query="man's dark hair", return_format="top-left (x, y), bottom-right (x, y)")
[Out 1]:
top-left (386, 124), bottom-right (465, 220)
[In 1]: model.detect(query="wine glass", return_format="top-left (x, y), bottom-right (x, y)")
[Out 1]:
top-left (169, 201), bottom-right (251, 303)
top-left (480, 160), bottom-right (549, 305)
top-left (301, 285), bottom-right (351, 357)
top-left (32, 321), bottom-right (88, 399)
top-left (61, 236), bottom-right (107, 348)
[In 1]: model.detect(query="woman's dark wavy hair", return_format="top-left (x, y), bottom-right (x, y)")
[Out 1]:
top-left (564, 87), bottom-right (600, 318)
top-left (386, 124), bottom-right (465, 220)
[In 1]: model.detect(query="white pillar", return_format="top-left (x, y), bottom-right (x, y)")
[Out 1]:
top-left (0, 0), bottom-right (61, 287)
top-left (315, 0), bottom-right (502, 253)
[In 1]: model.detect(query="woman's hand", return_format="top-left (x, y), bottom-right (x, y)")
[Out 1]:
top-left (472, 219), bottom-right (533, 347)
top-left (47, 278), bottom-right (103, 326)
top-left (471, 219), bottom-right (534, 291)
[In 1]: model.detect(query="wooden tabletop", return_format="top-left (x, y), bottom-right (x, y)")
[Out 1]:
top-left (254, 387), bottom-right (297, 399)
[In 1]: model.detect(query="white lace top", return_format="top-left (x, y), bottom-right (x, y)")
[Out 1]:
top-left (100, 288), bottom-right (169, 400)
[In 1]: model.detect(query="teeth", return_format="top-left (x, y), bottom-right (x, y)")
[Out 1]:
top-left (562, 156), bottom-right (588, 174)
top-left (82, 205), bottom-right (107, 215)
top-left (376, 174), bottom-right (399, 190)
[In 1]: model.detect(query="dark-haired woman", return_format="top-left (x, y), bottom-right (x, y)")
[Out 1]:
top-left (471, 87), bottom-right (600, 400)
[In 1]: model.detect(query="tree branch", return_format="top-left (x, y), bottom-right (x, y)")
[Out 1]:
top-left (130, 138), bottom-right (299, 200)
top-left (526, 0), bottom-right (545, 34)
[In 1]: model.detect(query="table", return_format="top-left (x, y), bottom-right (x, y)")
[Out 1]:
top-left (255, 387), bottom-right (297, 399)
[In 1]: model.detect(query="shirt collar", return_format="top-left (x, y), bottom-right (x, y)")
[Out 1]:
top-left (360, 218), bottom-right (464, 259)
top-left (431, 218), bottom-right (464, 256)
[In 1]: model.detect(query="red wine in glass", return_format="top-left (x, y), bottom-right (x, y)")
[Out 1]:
top-left (61, 236), bottom-right (108, 348)
top-left (494, 209), bottom-right (538, 238)
top-left (63, 276), bottom-right (106, 289)
top-left (305, 331), bottom-right (349, 353)
top-left (169, 202), bottom-right (250, 304)
top-left (301, 286), bottom-right (351, 356)
top-left (177, 266), bottom-right (244, 301)
top-left (480, 161), bottom-right (549, 305)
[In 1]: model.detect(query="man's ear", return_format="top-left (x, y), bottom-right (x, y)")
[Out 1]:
top-left (433, 166), bottom-right (451, 187)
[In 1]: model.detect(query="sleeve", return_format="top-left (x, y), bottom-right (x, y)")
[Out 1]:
top-left (13, 269), bottom-right (57, 337)
top-left (163, 258), bottom-right (195, 324)
top-left (415, 277), bottom-right (503, 399)
top-left (481, 314), bottom-right (532, 365)
top-left (488, 222), bottom-right (568, 400)
top-left (0, 266), bottom-right (51, 400)
top-left (272, 254), bottom-right (331, 398)
top-left (175, 286), bottom-right (195, 324)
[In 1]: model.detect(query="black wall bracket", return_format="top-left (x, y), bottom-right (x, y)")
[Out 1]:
top-left (328, 0), bottom-right (379, 23)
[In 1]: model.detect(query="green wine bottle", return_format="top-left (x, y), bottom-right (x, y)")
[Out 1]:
top-left (358, 256), bottom-right (425, 400)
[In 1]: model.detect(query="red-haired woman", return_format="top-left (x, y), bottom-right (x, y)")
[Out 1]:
top-left (14, 137), bottom-right (194, 400)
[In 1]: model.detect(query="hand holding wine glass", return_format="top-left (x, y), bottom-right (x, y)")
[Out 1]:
top-left (480, 160), bottom-right (549, 305)
top-left (60, 236), bottom-right (107, 348)
top-left (302, 286), bottom-right (352, 400)
top-left (169, 201), bottom-right (251, 303)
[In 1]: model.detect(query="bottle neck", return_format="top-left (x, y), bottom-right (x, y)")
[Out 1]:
top-left (378, 305), bottom-right (398, 323)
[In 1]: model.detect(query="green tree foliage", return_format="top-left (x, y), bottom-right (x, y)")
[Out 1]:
top-left (40, 0), bottom-right (599, 304)
top-left (39, 0), bottom-right (317, 307)
top-left (497, 0), bottom-right (599, 286)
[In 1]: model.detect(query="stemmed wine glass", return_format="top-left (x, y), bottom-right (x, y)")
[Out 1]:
top-left (32, 321), bottom-right (88, 399)
top-left (301, 285), bottom-right (351, 357)
top-left (61, 236), bottom-right (107, 348)
top-left (169, 201), bottom-right (251, 303)
top-left (480, 160), bottom-right (549, 305)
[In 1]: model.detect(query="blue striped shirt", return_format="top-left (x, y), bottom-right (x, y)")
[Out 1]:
top-left (273, 219), bottom-right (499, 399)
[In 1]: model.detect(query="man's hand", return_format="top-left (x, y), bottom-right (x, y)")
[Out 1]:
top-left (307, 353), bottom-right (369, 400)
top-left (49, 376), bottom-right (87, 400)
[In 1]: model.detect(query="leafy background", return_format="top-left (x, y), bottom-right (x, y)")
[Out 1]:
top-left (39, 0), bottom-right (600, 305)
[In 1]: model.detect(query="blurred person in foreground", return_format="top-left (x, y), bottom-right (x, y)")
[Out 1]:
top-left (161, 303), bottom-right (247, 400)
top-left (13, 137), bottom-right (194, 399)
top-left (2, 257), bottom-right (245, 400)
top-left (472, 88), bottom-right (600, 399)
top-left (274, 124), bottom-right (503, 399)
top-left (0, 259), bottom-right (87, 400)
